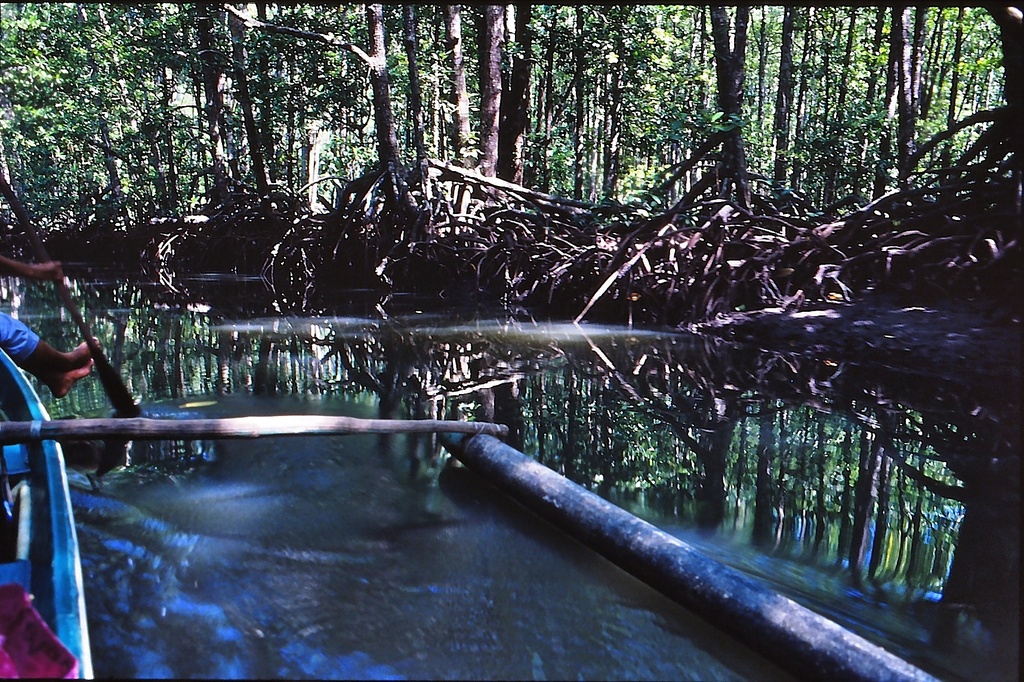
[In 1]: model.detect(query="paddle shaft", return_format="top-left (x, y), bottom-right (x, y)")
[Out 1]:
top-left (0, 172), bottom-right (139, 416)
top-left (0, 415), bottom-right (508, 444)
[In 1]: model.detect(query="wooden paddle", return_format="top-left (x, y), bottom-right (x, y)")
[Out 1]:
top-left (0, 415), bottom-right (509, 443)
top-left (0, 171), bottom-right (140, 417)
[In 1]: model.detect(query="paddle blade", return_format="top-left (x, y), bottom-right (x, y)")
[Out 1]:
top-left (90, 350), bottom-right (140, 418)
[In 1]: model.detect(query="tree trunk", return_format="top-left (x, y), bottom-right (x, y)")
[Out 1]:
top-left (586, 77), bottom-right (601, 201)
top-left (0, 88), bottom-right (22, 201)
top-left (157, 60), bottom-right (179, 212)
top-left (790, 8), bottom-right (813, 191)
top-left (774, 411), bottom-right (789, 546)
top-left (919, 8), bottom-right (944, 121)
top-left (227, 11), bottom-right (272, 200)
top-left (255, 3), bottom-right (279, 184)
top-left (875, 7), bottom-right (901, 198)
top-left (696, 419), bottom-right (733, 531)
top-left (823, 8), bottom-right (858, 204)
top-left (493, 381), bottom-right (525, 452)
top-left (752, 410), bottom-right (775, 547)
top-left (601, 35), bottom-right (623, 198)
top-left (899, 471), bottom-right (922, 571)
top-left (986, 7), bottom-right (1023, 222)
top-left (772, 6), bottom-right (795, 187)
top-left (893, 5), bottom-right (917, 185)
top-left (305, 124), bottom-right (330, 210)
top-left (939, 8), bottom-right (967, 172)
top-left (867, 451), bottom-right (892, 581)
top-left (910, 7), bottom-right (928, 120)
top-left (430, 21), bottom-right (445, 160)
top-left (365, 3), bottom-right (402, 170)
top-left (836, 9), bottom-right (857, 120)
top-left (403, 5), bottom-right (427, 165)
top-left (197, 3), bottom-right (231, 205)
top-left (572, 6), bottom-right (586, 199)
top-left (848, 430), bottom-right (882, 585)
top-left (364, 2), bottom-right (417, 245)
top-left (76, 5), bottom-right (125, 208)
top-left (987, 6), bottom-right (1024, 113)
top-left (852, 7), bottom-right (887, 197)
top-left (812, 420), bottom-right (828, 554)
top-left (284, 58), bottom-right (296, 190)
top-left (216, 330), bottom-right (233, 395)
top-left (820, 15), bottom-right (833, 131)
top-left (756, 7), bottom-right (767, 122)
top-left (253, 338), bottom-right (274, 395)
top-left (819, 15), bottom-right (834, 206)
top-left (477, 5), bottom-right (504, 177)
top-left (535, 8), bottom-right (558, 191)
top-left (564, 366), bottom-right (578, 480)
top-left (696, 8), bottom-right (711, 110)
top-left (443, 5), bottom-right (471, 165)
top-left (709, 5), bottom-right (750, 207)
top-left (835, 425), bottom-right (855, 566)
top-left (497, 3), bottom-right (532, 184)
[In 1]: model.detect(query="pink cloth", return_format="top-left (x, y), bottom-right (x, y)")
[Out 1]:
top-left (0, 583), bottom-right (78, 678)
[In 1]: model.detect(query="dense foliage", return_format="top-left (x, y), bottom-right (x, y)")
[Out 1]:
top-left (0, 4), bottom-right (1007, 230)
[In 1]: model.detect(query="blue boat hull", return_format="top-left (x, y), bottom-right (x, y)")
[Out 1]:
top-left (0, 350), bottom-right (92, 678)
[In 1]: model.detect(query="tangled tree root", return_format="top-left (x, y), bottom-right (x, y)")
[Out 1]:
top-left (377, 163), bottom-right (1019, 327)
top-left (42, 108), bottom-right (1015, 325)
top-left (375, 109), bottom-right (1021, 326)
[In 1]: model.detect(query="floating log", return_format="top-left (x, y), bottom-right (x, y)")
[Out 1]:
top-left (440, 433), bottom-right (936, 682)
top-left (0, 416), bottom-right (508, 444)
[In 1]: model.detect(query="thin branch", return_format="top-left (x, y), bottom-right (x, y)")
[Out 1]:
top-left (889, 455), bottom-right (968, 502)
top-left (904, 107), bottom-right (1009, 173)
top-left (223, 4), bottom-right (373, 66)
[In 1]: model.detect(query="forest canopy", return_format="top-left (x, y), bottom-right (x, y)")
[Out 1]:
top-left (0, 3), bottom-right (1007, 223)
top-left (0, 4), bottom-right (1019, 323)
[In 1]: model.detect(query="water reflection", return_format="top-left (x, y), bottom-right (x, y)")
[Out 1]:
top-left (71, 396), bottom-right (783, 680)
top-left (7, 273), bottom-right (1019, 680)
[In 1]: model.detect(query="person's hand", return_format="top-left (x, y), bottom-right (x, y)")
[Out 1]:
top-left (26, 261), bottom-right (64, 282)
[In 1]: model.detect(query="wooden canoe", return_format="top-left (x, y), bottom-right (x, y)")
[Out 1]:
top-left (0, 349), bottom-right (92, 678)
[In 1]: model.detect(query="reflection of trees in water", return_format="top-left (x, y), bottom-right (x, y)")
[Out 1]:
top-left (530, 335), bottom-right (1017, 669)
top-left (28, 294), bottom-right (1017, 671)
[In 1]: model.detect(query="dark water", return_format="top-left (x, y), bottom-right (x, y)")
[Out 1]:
top-left (3, 270), bottom-right (1019, 680)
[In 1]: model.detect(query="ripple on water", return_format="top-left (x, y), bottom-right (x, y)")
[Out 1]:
top-left (277, 644), bottom-right (404, 680)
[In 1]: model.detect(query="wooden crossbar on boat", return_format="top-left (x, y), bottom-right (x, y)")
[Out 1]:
top-left (0, 416), bottom-right (508, 444)
top-left (440, 433), bottom-right (937, 682)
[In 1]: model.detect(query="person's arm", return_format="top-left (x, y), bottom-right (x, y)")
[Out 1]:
top-left (0, 254), bottom-right (63, 281)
